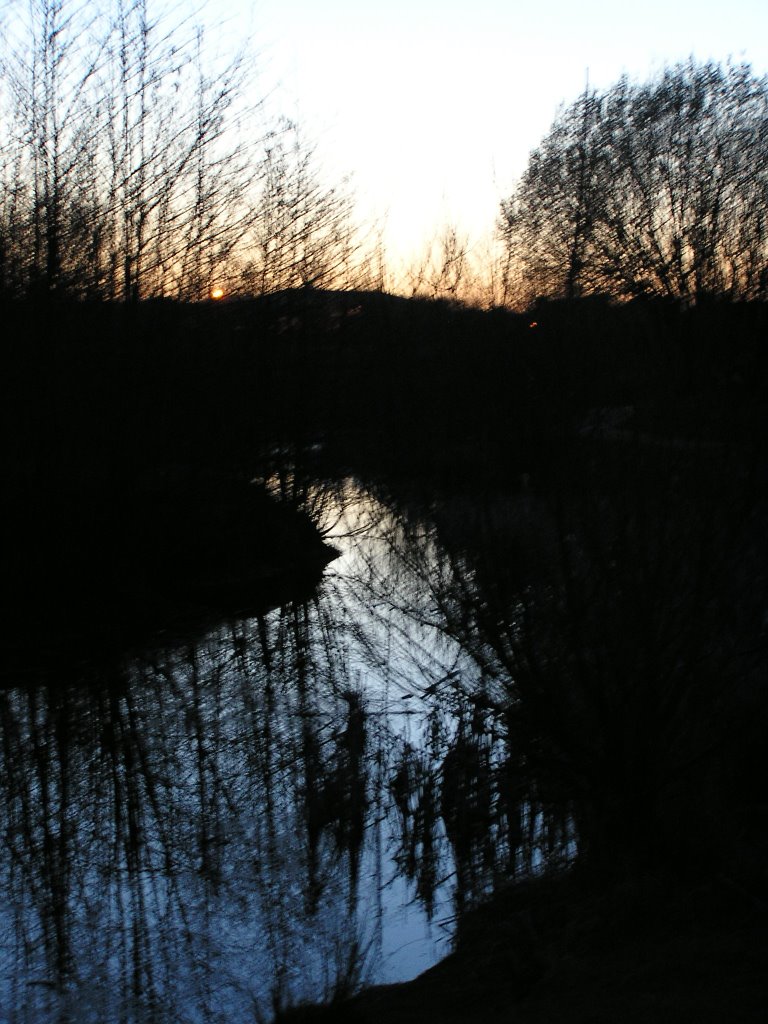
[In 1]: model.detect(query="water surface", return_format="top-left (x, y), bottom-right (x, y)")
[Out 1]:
top-left (2, 481), bottom-right (566, 1023)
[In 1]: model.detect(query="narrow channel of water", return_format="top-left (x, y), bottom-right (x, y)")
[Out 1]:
top-left (0, 480), bottom-right (573, 1023)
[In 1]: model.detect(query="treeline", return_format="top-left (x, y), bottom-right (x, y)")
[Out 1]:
top-left (1, 9), bottom-right (766, 312)
top-left (0, 0), bottom-right (370, 302)
top-left (7, 292), bottom-right (765, 488)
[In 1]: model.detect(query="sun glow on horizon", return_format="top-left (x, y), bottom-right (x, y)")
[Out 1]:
top-left (245, 0), bottom-right (768, 271)
top-left (210, 287), bottom-right (225, 300)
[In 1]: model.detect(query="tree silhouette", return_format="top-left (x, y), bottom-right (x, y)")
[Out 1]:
top-left (501, 60), bottom-right (768, 304)
top-left (242, 120), bottom-right (361, 296)
top-left (0, 0), bottom-right (364, 302)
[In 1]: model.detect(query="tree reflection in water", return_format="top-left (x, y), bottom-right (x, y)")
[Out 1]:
top-left (320, 485), bottom-right (576, 912)
top-left (0, 482), bottom-right (574, 1022)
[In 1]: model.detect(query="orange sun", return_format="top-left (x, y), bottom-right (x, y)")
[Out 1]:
top-left (210, 287), bottom-right (225, 300)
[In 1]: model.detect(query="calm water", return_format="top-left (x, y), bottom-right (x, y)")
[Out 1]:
top-left (0, 481), bottom-right (572, 1023)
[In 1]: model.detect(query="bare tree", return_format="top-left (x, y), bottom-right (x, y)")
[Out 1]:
top-left (500, 85), bottom-right (602, 303)
top-left (0, 0), bottom-right (105, 296)
top-left (405, 223), bottom-right (472, 301)
top-left (102, 0), bottom-right (260, 302)
top-left (501, 60), bottom-right (768, 304)
top-left (242, 119), bottom-right (362, 296)
top-left (1, 0), bottom-right (363, 304)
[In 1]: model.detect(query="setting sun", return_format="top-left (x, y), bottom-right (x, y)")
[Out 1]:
top-left (210, 287), bottom-right (225, 300)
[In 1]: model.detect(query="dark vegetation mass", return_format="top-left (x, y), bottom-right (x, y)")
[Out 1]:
top-left (501, 60), bottom-right (768, 306)
top-left (2, 5), bottom-right (767, 1019)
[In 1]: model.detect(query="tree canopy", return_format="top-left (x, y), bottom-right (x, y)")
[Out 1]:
top-left (501, 60), bottom-right (768, 305)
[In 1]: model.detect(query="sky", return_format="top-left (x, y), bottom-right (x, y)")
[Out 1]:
top-left (216, 0), bottom-right (767, 271)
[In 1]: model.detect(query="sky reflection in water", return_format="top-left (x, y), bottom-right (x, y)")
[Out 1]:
top-left (1, 479), bottom-right (579, 1021)
top-left (0, 482), bottom-right (527, 1022)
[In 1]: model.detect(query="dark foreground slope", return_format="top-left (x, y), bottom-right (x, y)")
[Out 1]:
top-left (340, 871), bottom-right (767, 1024)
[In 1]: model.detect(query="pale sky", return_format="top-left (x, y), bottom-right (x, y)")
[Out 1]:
top-left (215, 0), bottom-right (768, 269)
